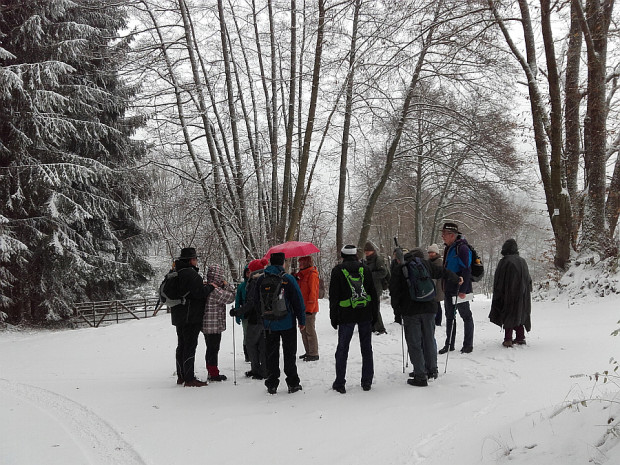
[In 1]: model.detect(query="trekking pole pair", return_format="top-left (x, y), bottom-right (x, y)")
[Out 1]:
top-left (444, 294), bottom-right (458, 374)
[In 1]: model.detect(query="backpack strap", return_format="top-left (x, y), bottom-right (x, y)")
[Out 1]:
top-left (339, 266), bottom-right (369, 308)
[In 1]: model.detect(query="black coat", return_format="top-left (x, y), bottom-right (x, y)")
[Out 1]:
top-left (390, 250), bottom-right (459, 317)
top-left (489, 239), bottom-right (532, 331)
top-left (170, 260), bottom-right (214, 326)
top-left (329, 256), bottom-right (379, 327)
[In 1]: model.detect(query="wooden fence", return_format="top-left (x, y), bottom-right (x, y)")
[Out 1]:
top-left (72, 297), bottom-right (166, 328)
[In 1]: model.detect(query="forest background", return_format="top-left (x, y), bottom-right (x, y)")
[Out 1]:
top-left (1, 0), bottom-right (619, 324)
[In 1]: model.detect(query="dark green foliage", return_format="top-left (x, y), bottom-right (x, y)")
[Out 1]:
top-left (0, 0), bottom-right (153, 322)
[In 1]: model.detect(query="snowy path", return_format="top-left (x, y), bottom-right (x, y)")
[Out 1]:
top-left (1, 295), bottom-right (618, 464)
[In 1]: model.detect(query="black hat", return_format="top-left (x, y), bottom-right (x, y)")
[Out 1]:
top-left (179, 247), bottom-right (198, 260)
top-left (270, 252), bottom-right (286, 266)
top-left (441, 222), bottom-right (460, 234)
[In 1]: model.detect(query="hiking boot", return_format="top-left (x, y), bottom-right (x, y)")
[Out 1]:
top-left (460, 346), bottom-right (473, 354)
top-left (299, 353), bottom-right (307, 360)
top-left (361, 384), bottom-right (372, 391)
top-left (252, 374), bottom-right (264, 380)
top-left (208, 374), bottom-right (228, 382)
top-left (409, 371), bottom-right (415, 378)
top-left (513, 339), bottom-right (527, 345)
top-left (407, 378), bottom-right (428, 387)
top-left (177, 377), bottom-right (184, 385)
top-left (184, 379), bottom-right (208, 387)
top-left (245, 371), bottom-right (255, 378)
top-left (288, 385), bottom-right (303, 394)
top-left (267, 386), bottom-right (277, 395)
top-left (438, 345), bottom-right (455, 354)
top-left (333, 385), bottom-right (346, 394)
top-left (502, 340), bottom-right (513, 348)
top-left (304, 355), bottom-right (319, 361)
top-left (427, 370), bottom-right (438, 380)
top-left (374, 330), bottom-right (388, 335)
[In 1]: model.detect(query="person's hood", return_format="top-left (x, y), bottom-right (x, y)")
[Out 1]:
top-left (404, 247), bottom-right (424, 261)
top-left (206, 264), bottom-right (226, 286)
top-left (501, 239), bottom-right (519, 256)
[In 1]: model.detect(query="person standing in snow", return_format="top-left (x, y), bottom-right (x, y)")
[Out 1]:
top-left (427, 244), bottom-right (445, 327)
top-left (439, 222), bottom-right (475, 354)
top-left (362, 241), bottom-right (389, 334)
top-left (489, 239), bottom-right (532, 347)
top-left (295, 255), bottom-right (320, 361)
top-left (390, 248), bottom-right (460, 386)
top-left (252, 252), bottom-right (306, 394)
top-left (202, 264), bottom-right (236, 381)
top-left (171, 247), bottom-right (214, 387)
top-left (329, 244), bottom-right (379, 393)
top-left (234, 265), bottom-right (251, 363)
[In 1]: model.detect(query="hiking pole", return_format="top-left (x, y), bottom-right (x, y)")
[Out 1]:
top-left (444, 294), bottom-right (458, 374)
top-left (231, 306), bottom-right (237, 385)
top-left (401, 320), bottom-right (405, 373)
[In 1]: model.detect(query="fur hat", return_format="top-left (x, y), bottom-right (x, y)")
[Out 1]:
top-left (441, 222), bottom-right (460, 234)
top-left (427, 243), bottom-right (440, 254)
top-left (341, 245), bottom-right (358, 257)
top-left (270, 252), bottom-right (286, 266)
top-left (178, 247), bottom-right (198, 260)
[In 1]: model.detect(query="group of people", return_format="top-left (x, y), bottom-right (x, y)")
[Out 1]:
top-left (168, 221), bottom-right (532, 393)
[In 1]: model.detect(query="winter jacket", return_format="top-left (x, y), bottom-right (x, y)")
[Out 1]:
top-left (443, 237), bottom-right (473, 296)
top-left (202, 264), bottom-right (236, 334)
top-left (253, 265), bottom-right (306, 332)
top-left (234, 266), bottom-right (250, 324)
top-left (390, 249), bottom-right (459, 317)
top-left (329, 256), bottom-right (379, 327)
top-left (295, 265), bottom-right (320, 313)
top-left (489, 239), bottom-right (532, 331)
top-left (362, 248), bottom-right (388, 295)
top-left (170, 260), bottom-right (214, 326)
top-left (429, 255), bottom-right (445, 302)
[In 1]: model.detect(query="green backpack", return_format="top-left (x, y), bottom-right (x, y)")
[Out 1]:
top-left (340, 267), bottom-right (372, 308)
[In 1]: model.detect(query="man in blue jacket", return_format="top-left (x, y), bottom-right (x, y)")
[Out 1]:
top-left (438, 222), bottom-right (475, 354)
top-left (254, 252), bottom-right (306, 394)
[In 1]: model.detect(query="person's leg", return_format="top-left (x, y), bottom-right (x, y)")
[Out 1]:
top-left (334, 323), bottom-right (355, 388)
top-left (373, 304), bottom-right (387, 333)
top-left (281, 326), bottom-right (300, 388)
top-left (435, 301), bottom-right (442, 326)
top-left (300, 320), bottom-right (310, 357)
top-left (403, 315), bottom-right (425, 380)
top-left (304, 313), bottom-right (319, 357)
top-left (205, 333), bottom-right (222, 377)
top-left (420, 313), bottom-right (437, 376)
top-left (245, 323), bottom-right (262, 375)
top-left (175, 325), bottom-right (185, 382)
top-left (181, 323), bottom-right (202, 382)
top-left (242, 319), bottom-right (249, 362)
top-left (457, 301), bottom-right (474, 350)
top-left (442, 296), bottom-right (457, 350)
top-left (514, 325), bottom-right (526, 343)
top-left (264, 330), bottom-right (281, 390)
top-left (358, 320), bottom-right (374, 387)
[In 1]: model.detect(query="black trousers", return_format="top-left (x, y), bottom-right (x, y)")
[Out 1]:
top-left (175, 323), bottom-right (202, 382)
top-left (264, 326), bottom-right (300, 390)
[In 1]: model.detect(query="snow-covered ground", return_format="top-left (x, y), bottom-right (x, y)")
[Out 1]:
top-left (1, 294), bottom-right (619, 464)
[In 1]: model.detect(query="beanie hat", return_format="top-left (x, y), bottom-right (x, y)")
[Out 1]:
top-left (248, 259), bottom-right (266, 273)
top-left (442, 222), bottom-right (460, 234)
top-left (427, 244), bottom-right (440, 254)
top-left (341, 245), bottom-right (357, 257)
top-left (270, 252), bottom-right (286, 266)
top-left (364, 241), bottom-right (376, 252)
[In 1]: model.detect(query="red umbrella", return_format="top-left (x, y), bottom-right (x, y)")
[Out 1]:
top-left (262, 241), bottom-right (320, 260)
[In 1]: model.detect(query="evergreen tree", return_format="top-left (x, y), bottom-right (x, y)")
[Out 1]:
top-left (0, 0), bottom-right (153, 322)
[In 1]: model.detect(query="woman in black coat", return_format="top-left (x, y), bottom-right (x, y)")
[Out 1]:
top-left (489, 239), bottom-right (532, 347)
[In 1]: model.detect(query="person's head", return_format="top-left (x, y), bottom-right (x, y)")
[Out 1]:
top-left (427, 243), bottom-right (440, 259)
top-left (341, 244), bottom-right (358, 260)
top-left (178, 247), bottom-right (199, 266)
top-left (501, 238), bottom-right (519, 256)
top-left (270, 252), bottom-right (286, 267)
top-left (298, 255), bottom-right (313, 270)
top-left (363, 241), bottom-right (376, 257)
top-left (248, 258), bottom-right (267, 273)
top-left (441, 222), bottom-right (460, 246)
top-left (206, 264), bottom-right (225, 286)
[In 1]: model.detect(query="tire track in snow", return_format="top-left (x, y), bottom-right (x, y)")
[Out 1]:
top-left (0, 378), bottom-right (146, 465)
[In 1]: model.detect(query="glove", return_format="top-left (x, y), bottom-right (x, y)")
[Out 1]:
top-left (331, 320), bottom-right (338, 330)
top-left (229, 308), bottom-right (237, 317)
top-left (394, 314), bottom-right (402, 325)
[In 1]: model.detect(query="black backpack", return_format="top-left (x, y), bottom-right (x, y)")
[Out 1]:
top-left (158, 270), bottom-right (189, 308)
top-left (259, 272), bottom-right (289, 321)
top-left (405, 258), bottom-right (436, 302)
top-left (460, 243), bottom-right (484, 282)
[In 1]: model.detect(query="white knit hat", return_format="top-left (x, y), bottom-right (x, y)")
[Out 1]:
top-left (427, 243), bottom-right (440, 254)
top-left (341, 244), bottom-right (358, 255)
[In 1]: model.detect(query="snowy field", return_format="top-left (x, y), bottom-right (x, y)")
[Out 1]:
top-left (1, 294), bottom-right (619, 465)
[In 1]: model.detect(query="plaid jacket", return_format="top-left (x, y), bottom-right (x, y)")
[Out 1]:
top-left (202, 265), bottom-right (235, 334)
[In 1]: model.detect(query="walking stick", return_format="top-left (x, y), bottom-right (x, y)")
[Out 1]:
top-left (401, 320), bottom-right (406, 373)
top-left (444, 294), bottom-right (458, 374)
top-left (231, 306), bottom-right (237, 385)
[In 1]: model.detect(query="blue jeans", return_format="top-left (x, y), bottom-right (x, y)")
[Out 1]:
top-left (334, 321), bottom-right (374, 388)
top-left (403, 313), bottom-right (437, 379)
top-left (444, 295), bottom-right (474, 349)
